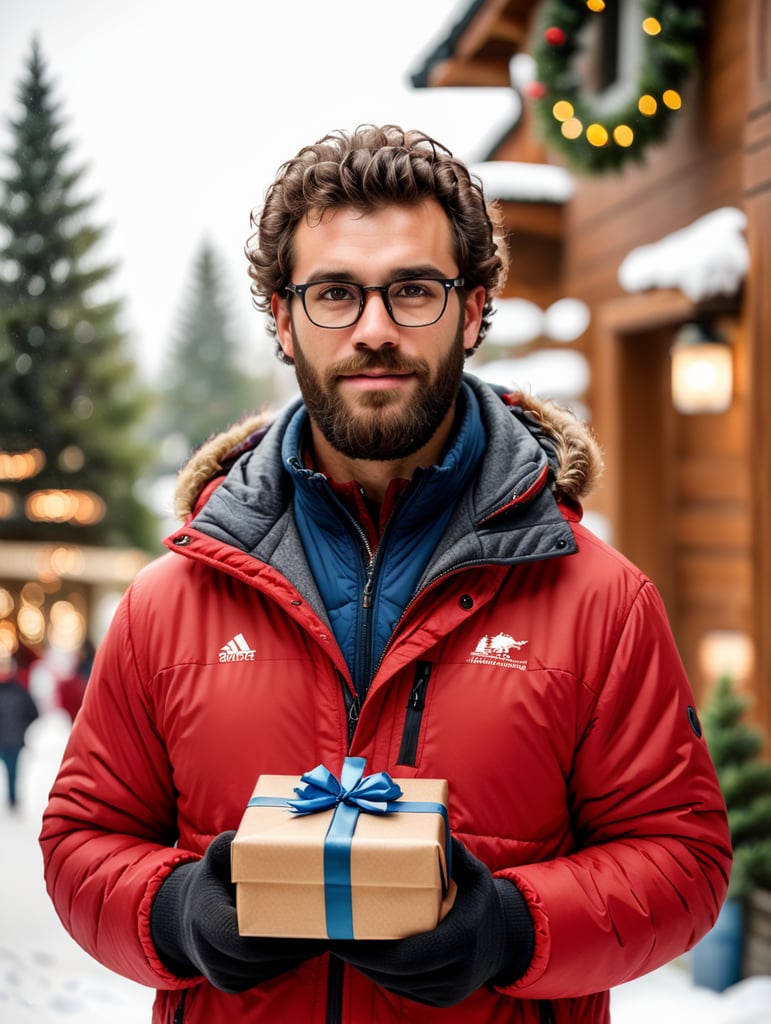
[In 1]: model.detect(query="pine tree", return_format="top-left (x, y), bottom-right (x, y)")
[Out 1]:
top-left (701, 675), bottom-right (771, 897)
top-left (0, 39), bottom-right (157, 549)
top-left (155, 239), bottom-right (266, 465)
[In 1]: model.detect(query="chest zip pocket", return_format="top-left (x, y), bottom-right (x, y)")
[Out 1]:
top-left (397, 660), bottom-right (432, 766)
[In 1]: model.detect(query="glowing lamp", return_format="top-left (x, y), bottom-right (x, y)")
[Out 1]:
top-left (699, 630), bottom-right (754, 685)
top-left (670, 323), bottom-right (733, 414)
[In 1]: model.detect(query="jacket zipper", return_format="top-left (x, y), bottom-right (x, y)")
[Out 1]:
top-left (326, 955), bottom-right (344, 1024)
top-left (397, 660), bottom-right (432, 766)
top-left (539, 1000), bottom-right (555, 1024)
top-left (172, 989), bottom-right (187, 1024)
top-left (355, 553), bottom-right (376, 700)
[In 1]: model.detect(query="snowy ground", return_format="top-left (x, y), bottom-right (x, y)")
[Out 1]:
top-left (2, 711), bottom-right (770, 1023)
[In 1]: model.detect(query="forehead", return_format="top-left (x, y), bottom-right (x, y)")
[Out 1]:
top-left (289, 199), bottom-right (456, 279)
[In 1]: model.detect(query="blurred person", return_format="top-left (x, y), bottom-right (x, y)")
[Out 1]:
top-left (55, 639), bottom-right (95, 724)
top-left (41, 125), bottom-right (732, 1023)
top-left (13, 641), bottom-right (39, 689)
top-left (0, 657), bottom-right (39, 811)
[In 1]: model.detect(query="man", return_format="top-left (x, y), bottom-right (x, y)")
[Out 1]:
top-left (41, 125), bottom-right (731, 1024)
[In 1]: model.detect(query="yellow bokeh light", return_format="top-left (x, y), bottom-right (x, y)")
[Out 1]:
top-left (0, 588), bottom-right (15, 619)
top-left (25, 489), bottom-right (106, 525)
top-left (552, 100), bottom-right (574, 122)
top-left (48, 600), bottom-right (86, 652)
top-left (561, 118), bottom-right (584, 140)
top-left (0, 490), bottom-right (14, 519)
top-left (663, 89), bottom-right (682, 109)
top-left (49, 546), bottom-right (85, 577)
top-left (613, 124), bottom-right (634, 147)
top-left (586, 123), bottom-right (609, 147)
top-left (0, 622), bottom-right (18, 657)
top-left (0, 448), bottom-right (45, 481)
top-left (586, 0), bottom-right (605, 10)
top-left (21, 582), bottom-right (45, 607)
top-left (642, 17), bottom-right (662, 35)
top-left (638, 94), bottom-right (658, 116)
top-left (17, 604), bottom-right (45, 645)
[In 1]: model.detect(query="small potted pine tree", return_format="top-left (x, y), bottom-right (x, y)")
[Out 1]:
top-left (692, 674), bottom-right (771, 988)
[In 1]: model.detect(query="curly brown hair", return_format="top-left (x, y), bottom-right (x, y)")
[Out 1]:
top-left (245, 125), bottom-right (509, 359)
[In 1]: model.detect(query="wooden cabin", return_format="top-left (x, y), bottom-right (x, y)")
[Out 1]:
top-left (412, 0), bottom-right (770, 743)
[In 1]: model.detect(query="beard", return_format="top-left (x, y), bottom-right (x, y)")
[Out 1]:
top-left (291, 319), bottom-right (466, 462)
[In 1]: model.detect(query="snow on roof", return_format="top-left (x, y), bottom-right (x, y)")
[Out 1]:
top-left (470, 349), bottom-right (590, 401)
top-left (470, 160), bottom-right (575, 204)
top-left (618, 207), bottom-right (749, 302)
top-left (487, 297), bottom-right (590, 347)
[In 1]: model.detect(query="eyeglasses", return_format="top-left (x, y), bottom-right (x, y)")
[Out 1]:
top-left (283, 276), bottom-right (465, 329)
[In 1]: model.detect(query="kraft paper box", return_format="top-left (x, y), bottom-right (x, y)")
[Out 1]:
top-left (232, 763), bottom-right (450, 939)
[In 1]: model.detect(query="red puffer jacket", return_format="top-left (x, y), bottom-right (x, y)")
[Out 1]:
top-left (40, 382), bottom-right (731, 1024)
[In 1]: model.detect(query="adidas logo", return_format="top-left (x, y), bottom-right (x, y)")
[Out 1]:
top-left (218, 632), bottom-right (256, 663)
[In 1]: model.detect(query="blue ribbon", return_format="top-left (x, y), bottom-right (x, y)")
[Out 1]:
top-left (247, 756), bottom-right (450, 939)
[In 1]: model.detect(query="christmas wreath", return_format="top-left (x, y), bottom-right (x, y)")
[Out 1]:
top-left (528, 0), bottom-right (703, 174)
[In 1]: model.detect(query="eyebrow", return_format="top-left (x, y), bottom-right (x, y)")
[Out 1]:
top-left (301, 264), bottom-right (452, 284)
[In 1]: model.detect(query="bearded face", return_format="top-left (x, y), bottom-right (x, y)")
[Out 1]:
top-left (290, 315), bottom-right (466, 462)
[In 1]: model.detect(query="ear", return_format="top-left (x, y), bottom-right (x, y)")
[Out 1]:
top-left (271, 292), bottom-right (295, 361)
top-left (462, 285), bottom-right (487, 354)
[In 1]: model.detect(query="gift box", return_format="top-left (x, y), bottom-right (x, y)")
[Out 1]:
top-left (232, 757), bottom-right (451, 939)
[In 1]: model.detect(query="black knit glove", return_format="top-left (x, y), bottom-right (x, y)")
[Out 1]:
top-left (330, 838), bottom-right (534, 1007)
top-left (151, 831), bottom-right (327, 993)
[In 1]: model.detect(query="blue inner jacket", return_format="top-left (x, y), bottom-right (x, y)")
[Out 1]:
top-left (283, 382), bottom-right (487, 697)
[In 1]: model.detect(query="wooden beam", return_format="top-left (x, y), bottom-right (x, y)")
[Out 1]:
top-left (456, 11), bottom-right (527, 57)
top-left (497, 200), bottom-right (564, 240)
top-left (427, 58), bottom-right (512, 88)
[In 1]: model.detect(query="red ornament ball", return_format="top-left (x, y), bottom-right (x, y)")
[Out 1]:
top-left (525, 81), bottom-right (548, 100)
top-left (544, 26), bottom-right (566, 46)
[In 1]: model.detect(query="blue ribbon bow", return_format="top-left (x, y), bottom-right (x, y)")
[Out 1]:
top-left (248, 756), bottom-right (450, 939)
top-left (287, 758), bottom-right (404, 816)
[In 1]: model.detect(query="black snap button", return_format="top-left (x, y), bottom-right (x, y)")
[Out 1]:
top-left (459, 594), bottom-right (474, 610)
top-left (173, 534), bottom-right (191, 546)
top-left (557, 538), bottom-right (567, 549)
top-left (687, 705), bottom-right (703, 738)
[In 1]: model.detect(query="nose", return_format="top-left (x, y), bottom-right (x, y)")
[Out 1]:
top-left (351, 289), bottom-right (400, 348)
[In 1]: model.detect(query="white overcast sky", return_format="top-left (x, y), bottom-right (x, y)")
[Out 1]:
top-left (0, 0), bottom-right (516, 379)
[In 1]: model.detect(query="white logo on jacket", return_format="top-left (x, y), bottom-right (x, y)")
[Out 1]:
top-left (219, 633), bottom-right (256, 662)
top-left (467, 633), bottom-right (528, 671)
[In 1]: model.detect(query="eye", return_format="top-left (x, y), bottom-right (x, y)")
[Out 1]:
top-left (315, 282), bottom-right (359, 303)
top-left (394, 280), bottom-right (430, 299)
top-left (390, 279), bottom-right (442, 303)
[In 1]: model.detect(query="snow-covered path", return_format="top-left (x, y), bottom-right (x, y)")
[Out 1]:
top-left (1, 712), bottom-right (154, 1022)
top-left (2, 712), bottom-right (769, 1023)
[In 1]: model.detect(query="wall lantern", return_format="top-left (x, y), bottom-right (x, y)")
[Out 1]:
top-left (699, 629), bottom-right (754, 686)
top-left (671, 322), bottom-right (733, 414)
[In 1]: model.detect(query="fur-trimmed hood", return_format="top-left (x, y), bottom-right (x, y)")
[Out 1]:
top-left (173, 386), bottom-right (604, 522)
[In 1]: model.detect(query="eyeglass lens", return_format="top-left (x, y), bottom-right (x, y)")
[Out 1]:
top-left (303, 279), bottom-right (452, 328)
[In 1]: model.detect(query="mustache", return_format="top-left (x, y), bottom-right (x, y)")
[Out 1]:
top-left (329, 349), bottom-right (429, 377)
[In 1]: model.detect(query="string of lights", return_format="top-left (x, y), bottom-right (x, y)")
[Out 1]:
top-left (528, 0), bottom-right (703, 174)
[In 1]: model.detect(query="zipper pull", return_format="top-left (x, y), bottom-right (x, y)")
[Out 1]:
top-left (362, 561), bottom-right (375, 609)
top-left (349, 693), bottom-right (361, 724)
top-left (407, 661), bottom-right (431, 710)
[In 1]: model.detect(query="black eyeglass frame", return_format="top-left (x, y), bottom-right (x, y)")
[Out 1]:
top-left (283, 276), bottom-right (466, 329)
